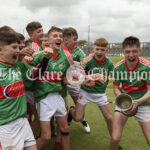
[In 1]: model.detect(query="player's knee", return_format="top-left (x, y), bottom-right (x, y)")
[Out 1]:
top-left (40, 134), bottom-right (51, 144)
top-left (105, 115), bottom-right (113, 122)
top-left (60, 124), bottom-right (69, 133)
top-left (111, 135), bottom-right (120, 143)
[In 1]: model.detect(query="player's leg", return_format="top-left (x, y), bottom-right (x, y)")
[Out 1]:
top-left (56, 115), bottom-right (69, 150)
top-left (68, 102), bottom-right (86, 123)
top-left (139, 121), bottom-right (150, 146)
top-left (67, 85), bottom-right (90, 132)
top-left (36, 93), bottom-right (57, 149)
top-left (96, 94), bottom-right (113, 135)
top-left (53, 96), bottom-right (68, 150)
top-left (99, 104), bottom-right (113, 135)
top-left (36, 121), bottom-right (51, 149)
top-left (55, 95), bottom-right (70, 150)
top-left (110, 111), bottom-right (128, 150)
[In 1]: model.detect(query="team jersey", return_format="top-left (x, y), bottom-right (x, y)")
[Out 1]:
top-left (81, 54), bottom-right (114, 94)
top-left (31, 40), bottom-right (43, 55)
top-left (61, 46), bottom-right (85, 62)
top-left (59, 47), bottom-right (74, 98)
top-left (31, 50), bottom-right (72, 102)
top-left (0, 60), bottom-right (37, 125)
top-left (113, 58), bottom-right (150, 106)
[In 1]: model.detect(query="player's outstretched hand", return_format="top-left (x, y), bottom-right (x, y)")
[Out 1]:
top-left (44, 47), bottom-right (53, 59)
top-left (90, 73), bottom-right (106, 84)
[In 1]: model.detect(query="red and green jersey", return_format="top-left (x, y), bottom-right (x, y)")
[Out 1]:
top-left (0, 60), bottom-right (37, 125)
top-left (81, 54), bottom-right (114, 93)
top-left (61, 46), bottom-right (85, 62)
top-left (59, 47), bottom-right (74, 98)
top-left (31, 51), bottom-right (72, 102)
top-left (113, 58), bottom-right (150, 106)
top-left (31, 40), bottom-right (43, 55)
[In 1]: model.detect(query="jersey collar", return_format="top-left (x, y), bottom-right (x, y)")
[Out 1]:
top-left (94, 55), bottom-right (106, 65)
top-left (125, 58), bottom-right (140, 72)
top-left (0, 60), bottom-right (14, 67)
top-left (51, 53), bottom-right (59, 61)
top-left (61, 45), bottom-right (78, 53)
top-left (32, 40), bottom-right (42, 48)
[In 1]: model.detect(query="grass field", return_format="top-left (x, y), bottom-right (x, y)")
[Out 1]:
top-left (42, 56), bottom-right (150, 150)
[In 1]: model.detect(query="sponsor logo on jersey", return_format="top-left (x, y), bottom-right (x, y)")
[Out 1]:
top-left (0, 80), bottom-right (25, 99)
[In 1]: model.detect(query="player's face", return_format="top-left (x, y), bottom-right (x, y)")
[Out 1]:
top-left (93, 45), bottom-right (107, 61)
top-left (123, 45), bottom-right (141, 62)
top-left (19, 39), bottom-right (25, 50)
top-left (31, 27), bottom-right (43, 42)
top-left (0, 43), bottom-right (19, 64)
top-left (48, 31), bottom-right (63, 51)
top-left (64, 35), bottom-right (78, 50)
top-left (41, 37), bottom-right (49, 49)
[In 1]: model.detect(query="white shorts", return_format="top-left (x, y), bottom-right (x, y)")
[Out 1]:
top-left (64, 96), bottom-right (68, 107)
top-left (36, 93), bottom-right (67, 121)
top-left (115, 105), bottom-right (150, 122)
top-left (0, 117), bottom-right (36, 150)
top-left (135, 106), bottom-right (150, 122)
top-left (26, 91), bottom-right (35, 105)
top-left (67, 85), bottom-right (80, 97)
top-left (77, 89), bottom-right (108, 106)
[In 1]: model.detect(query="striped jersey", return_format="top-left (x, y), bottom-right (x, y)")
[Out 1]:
top-left (81, 54), bottom-right (114, 93)
top-left (31, 40), bottom-right (43, 55)
top-left (61, 46), bottom-right (85, 62)
top-left (113, 58), bottom-right (150, 106)
top-left (0, 60), bottom-right (37, 125)
top-left (31, 50), bottom-right (72, 102)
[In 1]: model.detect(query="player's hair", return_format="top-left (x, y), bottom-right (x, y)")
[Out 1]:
top-left (122, 36), bottom-right (140, 48)
top-left (94, 38), bottom-right (108, 48)
top-left (0, 32), bottom-right (19, 46)
top-left (63, 27), bottom-right (78, 38)
top-left (16, 32), bottom-right (25, 41)
top-left (25, 39), bottom-right (32, 47)
top-left (43, 33), bottom-right (48, 38)
top-left (0, 25), bottom-right (16, 33)
top-left (48, 27), bottom-right (63, 36)
top-left (26, 21), bottom-right (42, 34)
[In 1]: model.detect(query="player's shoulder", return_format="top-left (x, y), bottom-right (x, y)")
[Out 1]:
top-left (82, 53), bottom-right (94, 65)
top-left (139, 57), bottom-right (150, 67)
top-left (114, 59), bottom-right (125, 69)
top-left (106, 56), bottom-right (113, 64)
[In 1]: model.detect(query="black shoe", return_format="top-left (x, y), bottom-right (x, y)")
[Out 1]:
top-left (67, 106), bottom-right (74, 125)
top-left (118, 145), bottom-right (123, 150)
top-left (51, 125), bottom-right (56, 137)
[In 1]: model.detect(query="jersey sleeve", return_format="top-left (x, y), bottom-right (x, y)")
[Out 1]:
top-left (23, 52), bottom-right (44, 67)
top-left (15, 61), bottom-right (38, 81)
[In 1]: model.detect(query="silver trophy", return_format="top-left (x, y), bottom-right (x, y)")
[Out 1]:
top-left (115, 93), bottom-right (134, 115)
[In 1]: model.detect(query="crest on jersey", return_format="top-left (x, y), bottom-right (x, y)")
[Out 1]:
top-left (59, 64), bottom-right (62, 69)
top-left (6, 146), bottom-right (14, 150)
